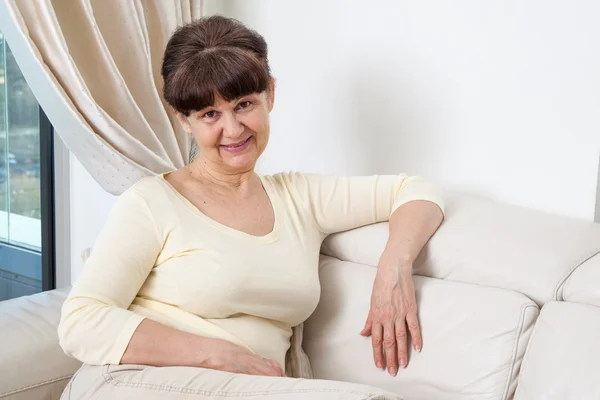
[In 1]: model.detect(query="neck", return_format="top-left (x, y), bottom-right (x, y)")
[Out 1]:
top-left (188, 157), bottom-right (257, 197)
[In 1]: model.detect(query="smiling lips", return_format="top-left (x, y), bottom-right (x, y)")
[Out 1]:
top-left (220, 136), bottom-right (252, 153)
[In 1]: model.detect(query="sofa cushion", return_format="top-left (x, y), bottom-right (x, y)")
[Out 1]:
top-left (514, 301), bottom-right (600, 399)
top-left (322, 194), bottom-right (600, 306)
top-left (304, 256), bottom-right (539, 400)
top-left (0, 288), bottom-right (82, 400)
top-left (562, 252), bottom-right (600, 307)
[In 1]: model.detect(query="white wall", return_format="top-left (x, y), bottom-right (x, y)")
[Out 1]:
top-left (62, 0), bottom-right (600, 282)
top-left (69, 154), bottom-right (115, 282)
top-left (210, 0), bottom-right (600, 220)
top-left (596, 154), bottom-right (600, 222)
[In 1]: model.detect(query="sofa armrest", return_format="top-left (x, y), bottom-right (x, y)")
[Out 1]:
top-left (0, 288), bottom-right (82, 400)
top-left (322, 193), bottom-right (600, 305)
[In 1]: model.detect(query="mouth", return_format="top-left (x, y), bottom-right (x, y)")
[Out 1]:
top-left (220, 136), bottom-right (252, 152)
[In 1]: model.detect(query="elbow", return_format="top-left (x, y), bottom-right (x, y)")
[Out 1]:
top-left (57, 311), bottom-right (82, 360)
top-left (57, 299), bottom-right (137, 366)
top-left (57, 299), bottom-right (104, 363)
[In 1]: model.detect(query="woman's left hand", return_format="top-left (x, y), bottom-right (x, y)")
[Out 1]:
top-left (360, 249), bottom-right (421, 376)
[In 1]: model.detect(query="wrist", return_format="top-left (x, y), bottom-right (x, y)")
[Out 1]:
top-left (396, 261), bottom-right (413, 274)
top-left (191, 336), bottom-right (218, 368)
top-left (382, 246), bottom-right (414, 271)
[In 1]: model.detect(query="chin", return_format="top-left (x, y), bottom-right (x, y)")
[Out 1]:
top-left (223, 153), bottom-right (258, 171)
top-left (221, 139), bottom-right (264, 171)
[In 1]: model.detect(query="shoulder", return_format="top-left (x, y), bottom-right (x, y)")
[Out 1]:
top-left (119, 174), bottom-right (162, 196)
top-left (262, 171), bottom-right (350, 192)
top-left (260, 171), bottom-right (314, 194)
top-left (260, 171), bottom-right (344, 204)
top-left (261, 171), bottom-right (329, 187)
top-left (113, 174), bottom-right (172, 209)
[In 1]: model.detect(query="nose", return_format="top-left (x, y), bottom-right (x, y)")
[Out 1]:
top-left (221, 112), bottom-right (244, 139)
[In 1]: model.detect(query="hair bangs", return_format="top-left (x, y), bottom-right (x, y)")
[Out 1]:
top-left (167, 47), bottom-right (270, 116)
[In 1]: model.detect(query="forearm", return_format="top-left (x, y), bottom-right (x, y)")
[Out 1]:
top-left (120, 319), bottom-right (284, 377)
top-left (121, 318), bottom-right (215, 367)
top-left (385, 200), bottom-right (444, 268)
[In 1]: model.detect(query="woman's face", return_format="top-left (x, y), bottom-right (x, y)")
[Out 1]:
top-left (177, 84), bottom-right (274, 174)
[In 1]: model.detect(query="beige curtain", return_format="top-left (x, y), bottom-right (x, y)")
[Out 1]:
top-left (0, 0), bottom-right (202, 194)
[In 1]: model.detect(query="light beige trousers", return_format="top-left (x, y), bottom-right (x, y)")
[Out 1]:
top-left (60, 364), bottom-right (403, 400)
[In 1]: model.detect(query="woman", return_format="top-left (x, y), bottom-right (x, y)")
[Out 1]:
top-left (58, 15), bottom-right (444, 400)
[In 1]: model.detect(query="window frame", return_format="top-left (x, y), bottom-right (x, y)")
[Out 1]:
top-left (40, 107), bottom-right (55, 291)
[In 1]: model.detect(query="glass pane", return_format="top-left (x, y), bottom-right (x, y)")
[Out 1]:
top-left (0, 30), bottom-right (43, 301)
top-left (5, 34), bottom-right (41, 250)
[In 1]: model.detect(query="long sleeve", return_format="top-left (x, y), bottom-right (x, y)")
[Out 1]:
top-left (58, 188), bottom-right (162, 365)
top-left (283, 172), bottom-right (445, 235)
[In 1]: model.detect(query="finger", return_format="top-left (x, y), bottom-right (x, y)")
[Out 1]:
top-left (247, 363), bottom-right (267, 376)
top-left (262, 366), bottom-right (282, 377)
top-left (383, 318), bottom-right (398, 376)
top-left (395, 318), bottom-right (408, 369)
top-left (251, 356), bottom-right (278, 377)
top-left (402, 274), bottom-right (422, 353)
top-left (267, 359), bottom-right (286, 377)
top-left (406, 307), bottom-right (422, 353)
top-left (259, 364), bottom-right (281, 377)
top-left (261, 357), bottom-right (284, 377)
top-left (371, 319), bottom-right (384, 369)
top-left (361, 311), bottom-right (373, 336)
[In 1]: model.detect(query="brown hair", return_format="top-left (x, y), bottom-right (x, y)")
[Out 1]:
top-left (161, 15), bottom-right (272, 116)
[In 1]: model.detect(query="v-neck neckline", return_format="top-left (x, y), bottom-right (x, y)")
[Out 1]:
top-left (159, 173), bottom-right (281, 243)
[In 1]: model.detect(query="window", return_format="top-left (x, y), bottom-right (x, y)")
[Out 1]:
top-left (0, 30), bottom-right (55, 301)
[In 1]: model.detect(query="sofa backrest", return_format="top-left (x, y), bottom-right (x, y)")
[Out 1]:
top-left (322, 194), bottom-right (600, 306)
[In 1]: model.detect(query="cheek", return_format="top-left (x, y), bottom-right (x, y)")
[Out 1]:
top-left (245, 111), bottom-right (270, 136)
top-left (192, 125), bottom-right (218, 145)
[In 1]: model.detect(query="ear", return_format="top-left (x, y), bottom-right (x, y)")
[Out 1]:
top-left (267, 78), bottom-right (276, 111)
top-left (175, 111), bottom-right (193, 135)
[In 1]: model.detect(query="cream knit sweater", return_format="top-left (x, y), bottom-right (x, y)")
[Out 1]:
top-left (58, 172), bottom-right (444, 375)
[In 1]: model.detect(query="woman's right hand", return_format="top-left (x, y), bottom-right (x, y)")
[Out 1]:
top-left (202, 338), bottom-right (286, 377)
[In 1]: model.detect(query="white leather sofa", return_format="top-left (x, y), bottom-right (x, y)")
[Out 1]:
top-left (1, 194), bottom-right (599, 400)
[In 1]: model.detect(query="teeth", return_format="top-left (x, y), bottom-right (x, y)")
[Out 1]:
top-left (226, 139), bottom-right (247, 148)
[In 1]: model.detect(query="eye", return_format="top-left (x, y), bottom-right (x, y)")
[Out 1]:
top-left (237, 101), bottom-right (252, 110)
top-left (202, 110), bottom-right (217, 119)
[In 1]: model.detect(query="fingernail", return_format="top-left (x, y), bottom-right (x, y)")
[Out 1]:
top-left (389, 367), bottom-right (397, 376)
top-left (415, 345), bottom-right (422, 352)
top-left (399, 358), bottom-right (406, 368)
top-left (376, 361), bottom-right (383, 368)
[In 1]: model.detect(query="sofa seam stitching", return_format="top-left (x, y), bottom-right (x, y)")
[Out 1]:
top-left (553, 248), bottom-right (600, 301)
top-left (513, 303), bottom-right (549, 398)
top-left (501, 303), bottom-right (537, 400)
top-left (0, 374), bottom-right (73, 397)
top-left (501, 303), bottom-right (532, 400)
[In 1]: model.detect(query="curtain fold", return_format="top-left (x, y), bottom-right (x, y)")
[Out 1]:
top-left (0, 0), bottom-right (203, 194)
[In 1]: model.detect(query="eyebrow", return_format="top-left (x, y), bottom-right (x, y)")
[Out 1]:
top-left (194, 95), bottom-right (257, 116)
